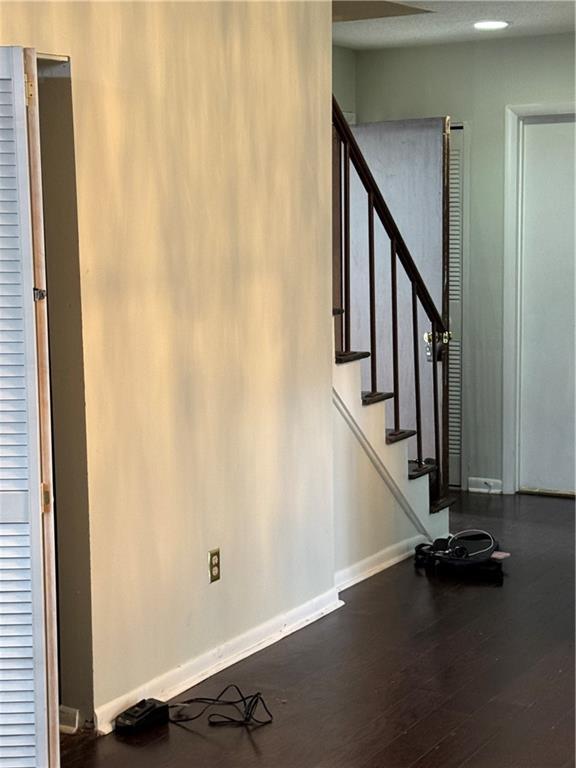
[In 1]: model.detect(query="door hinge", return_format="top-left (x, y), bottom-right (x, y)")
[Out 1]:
top-left (24, 73), bottom-right (34, 107)
top-left (33, 287), bottom-right (47, 302)
top-left (41, 482), bottom-right (51, 512)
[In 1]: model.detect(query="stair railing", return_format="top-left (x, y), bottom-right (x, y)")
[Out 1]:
top-left (332, 96), bottom-right (449, 504)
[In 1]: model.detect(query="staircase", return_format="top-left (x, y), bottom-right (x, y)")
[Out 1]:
top-left (332, 96), bottom-right (452, 552)
top-left (333, 360), bottom-right (449, 544)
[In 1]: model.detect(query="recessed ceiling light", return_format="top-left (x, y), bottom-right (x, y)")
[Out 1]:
top-left (474, 20), bottom-right (510, 30)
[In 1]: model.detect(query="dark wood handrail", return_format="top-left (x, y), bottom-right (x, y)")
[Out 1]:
top-left (332, 96), bottom-right (445, 331)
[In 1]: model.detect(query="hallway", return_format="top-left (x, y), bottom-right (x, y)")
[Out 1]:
top-left (62, 492), bottom-right (575, 768)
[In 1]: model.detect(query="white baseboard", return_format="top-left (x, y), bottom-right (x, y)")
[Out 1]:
top-left (335, 535), bottom-right (426, 591)
top-left (468, 477), bottom-right (503, 494)
top-left (94, 588), bottom-right (343, 734)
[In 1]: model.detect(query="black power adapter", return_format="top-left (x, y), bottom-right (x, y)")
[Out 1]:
top-left (115, 698), bottom-right (169, 734)
top-left (114, 685), bottom-right (273, 736)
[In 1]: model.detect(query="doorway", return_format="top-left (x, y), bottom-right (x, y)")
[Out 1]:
top-left (503, 105), bottom-right (576, 495)
top-left (0, 46), bottom-right (59, 767)
top-left (36, 54), bottom-right (94, 727)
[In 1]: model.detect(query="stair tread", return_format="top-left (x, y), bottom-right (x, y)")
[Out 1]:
top-left (408, 460), bottom-right (436, 480)
top-left (430, 495), bottom-right (457, 514)
top-left (361, 391), bottom-right (394, 406)
top-left (335, 350), bottom-right (370, 364)
top-left (386, 429), bottom-right (417, 444)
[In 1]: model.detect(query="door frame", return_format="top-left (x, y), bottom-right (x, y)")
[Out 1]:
top-left (24, 48), bottom-right (60, 766)
top-left (502, 102), bottom-right (575, 494)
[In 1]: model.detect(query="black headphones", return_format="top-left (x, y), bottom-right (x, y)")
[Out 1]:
top-left (430, 530), bottom-right (496, 560)
top-left (452, 544), bottom-right (469, 559)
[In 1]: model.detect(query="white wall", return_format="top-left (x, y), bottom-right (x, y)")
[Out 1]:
top-left (0, 1), bottom-right (333, 721)
top-left (334, 407), bottom-right (421, 581)
top-left (335, 33), bottom-right (575, 484)
top-left (333, 45), bottom-right (356, 115)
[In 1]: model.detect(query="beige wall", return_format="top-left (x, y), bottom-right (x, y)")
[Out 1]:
top-left (0, 1), bottom-right (333, 714)
top-left (335, 33), bottom-right (575, 483)
top-left (333, 407), bottom-right (421, 576)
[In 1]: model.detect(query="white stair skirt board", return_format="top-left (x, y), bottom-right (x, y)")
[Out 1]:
top-left (94, 588), bottom-right (343, 735)
top-left (468, 477), bottom-right (503, 494)
top-left (335, 534), bottom-right (427, 591)
top-left (333, 387), bottom-right (432, 540)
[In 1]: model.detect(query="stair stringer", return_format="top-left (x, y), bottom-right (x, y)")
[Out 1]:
top-left (333, 360), bottom-right (449, 541)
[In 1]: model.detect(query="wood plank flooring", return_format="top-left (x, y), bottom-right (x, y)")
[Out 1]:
top-left (61, 492), bottom-right (575, 768)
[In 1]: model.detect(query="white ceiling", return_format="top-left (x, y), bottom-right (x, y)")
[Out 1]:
top-left (333, 1), bottom-right (575, 49)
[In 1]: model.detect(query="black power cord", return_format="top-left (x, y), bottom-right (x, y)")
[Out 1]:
top-left (169, 684), bottom-right (273, 728)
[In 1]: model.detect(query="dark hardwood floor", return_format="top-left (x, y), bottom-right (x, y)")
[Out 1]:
top-left (62, 492), bottom-right (575, 768)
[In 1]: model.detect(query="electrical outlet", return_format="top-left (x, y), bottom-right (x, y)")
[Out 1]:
top-left (209, 548), bottom-right (220, 583)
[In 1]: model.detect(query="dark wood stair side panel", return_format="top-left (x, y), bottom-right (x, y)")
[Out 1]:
top-left (335, 351), bottom-right (370, 364)
top-left (361, 391), bottom-right (394, 406)
top-left (430, 495), bottom-right (457, 514)
top-left (385, 429), bottom-right (417, 444)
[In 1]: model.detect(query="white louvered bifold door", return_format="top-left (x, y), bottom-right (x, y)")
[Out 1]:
top-left (0, 47), bottom-right (56, 768)
top-left (448, 129), bottom-right (464, 487)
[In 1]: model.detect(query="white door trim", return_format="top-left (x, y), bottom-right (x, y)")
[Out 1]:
top-left (502, 102), bottom-right (575, 494)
